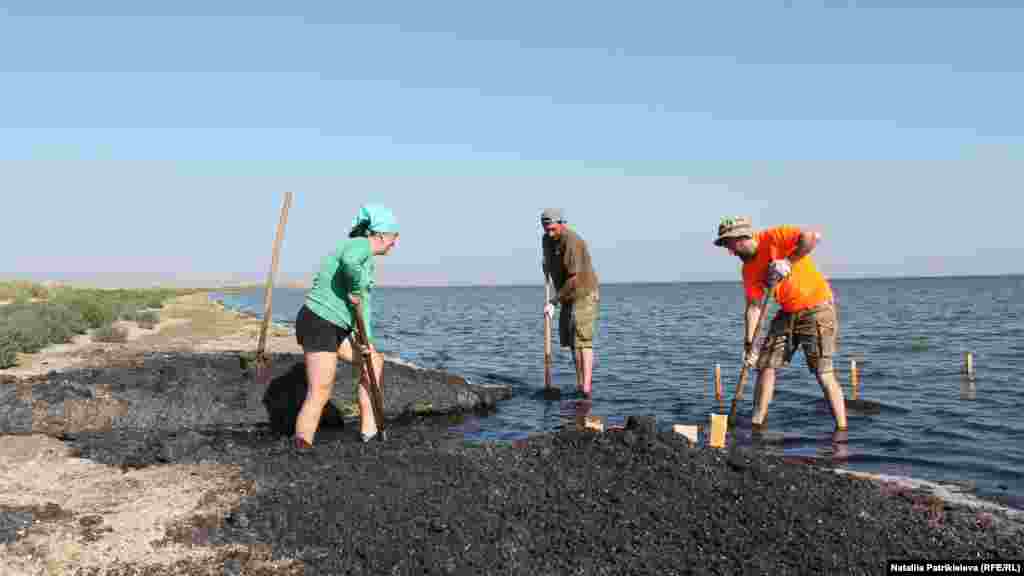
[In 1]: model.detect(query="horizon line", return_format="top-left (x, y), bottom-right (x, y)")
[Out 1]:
top-left (207, 271), bottom-right (1024, 291)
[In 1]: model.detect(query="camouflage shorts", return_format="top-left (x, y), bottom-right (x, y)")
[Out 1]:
top-left (559, 291), bottom-right (599, 349)
top-left (757, 302), bottom-right (838, 375)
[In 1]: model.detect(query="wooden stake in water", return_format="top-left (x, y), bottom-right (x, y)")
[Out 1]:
top-left (714, 363), bottom-right (722, 402)
top-left (963, 352), bottom-right (975, 380)
top-left (709, 414), bottom-right (728, 448)
top-left (850, 359), bottom-right (859, 401)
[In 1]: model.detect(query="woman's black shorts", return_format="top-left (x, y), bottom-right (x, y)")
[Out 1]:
top-left (295, 305), bottom-right (352, 353)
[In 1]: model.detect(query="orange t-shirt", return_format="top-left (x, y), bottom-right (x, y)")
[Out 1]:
top-left (742, 226), bottom-right (833, 312)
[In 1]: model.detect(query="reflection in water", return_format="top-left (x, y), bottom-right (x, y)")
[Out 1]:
top-left (960, 377), bottom-right (976, 401)
top-left (823, 429), bottom-right (850, 464)
top-left (567, 399), bottom-right (593, 430)
top-left (743, 424), bottom-right (853, 466)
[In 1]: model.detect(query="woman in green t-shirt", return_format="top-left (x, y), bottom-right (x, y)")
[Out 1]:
top-left (293, 204), bottom-right (399, 447)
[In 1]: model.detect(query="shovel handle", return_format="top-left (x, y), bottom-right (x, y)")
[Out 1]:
top-left (352, 299), bottom-right (386, 436)
top-left (728, 289), bottom-right (773, 422)
top-left (544, 275), bottom-right (553, 389)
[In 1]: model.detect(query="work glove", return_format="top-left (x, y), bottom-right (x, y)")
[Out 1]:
top-left (743, 341), bottom-right (759, 368)
top-left (766, 258), bottom-right (792, 287)
top-left (544, 302), bottom-right (555, 319)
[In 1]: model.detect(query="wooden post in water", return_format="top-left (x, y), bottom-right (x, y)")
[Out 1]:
top-left (850, 359), bottom-right (859, 401)
top-left (714, 363), bottom-right (722, 402)
top-left (709, 414), bottom-right (727, 448)
top-left (963, 352), bottom-right (975, 380)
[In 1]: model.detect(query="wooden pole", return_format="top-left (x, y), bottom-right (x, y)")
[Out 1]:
top-left (728, 289), bottom-right (772, 423)
top-left (850, 359), bottom-right (859, 401)
top-left (963, 352), bottom-right (975, 380)
top-left (255, 191), bottom-right (293, 386)
top-left (544, 276), bottom-right (553, 390)
top-left (353, 300), bottom-right (387, 440)
top-left (714, 363), bottom-right (722, 402)
top-left (709, 414), bottom-right (728, 448)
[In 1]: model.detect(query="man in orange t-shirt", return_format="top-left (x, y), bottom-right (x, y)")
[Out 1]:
top-left (714, 216), bottom-right (848, 432)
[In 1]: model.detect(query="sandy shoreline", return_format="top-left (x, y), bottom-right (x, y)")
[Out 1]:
top-left (1, 292), bottom-right (1022, 574)
top-left (0, 293), bottom-right (308, 575)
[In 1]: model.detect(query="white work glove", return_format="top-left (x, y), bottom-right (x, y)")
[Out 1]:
top-left (544, 302), bottom-right (555, 319)
top-left (743, 342), bottom-right (759, 368)
top-left (766, 258), bottom-right (792, 287)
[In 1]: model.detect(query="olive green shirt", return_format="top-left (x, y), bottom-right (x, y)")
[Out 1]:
top-left (542, 227), bottom-right (599, 304)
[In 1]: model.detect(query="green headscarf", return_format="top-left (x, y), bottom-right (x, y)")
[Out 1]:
top-left (350, 204), bottom-right (400, 237)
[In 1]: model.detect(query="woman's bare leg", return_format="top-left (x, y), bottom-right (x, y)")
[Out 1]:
top-left (294, 351), bottom-right (338, 443)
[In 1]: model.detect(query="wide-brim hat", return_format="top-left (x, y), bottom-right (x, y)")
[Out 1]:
top-left (713, 216), bottom-right (753, 246)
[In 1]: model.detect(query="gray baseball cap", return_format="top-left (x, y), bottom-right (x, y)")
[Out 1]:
top-left (540, 208), bottom-right (565, 224)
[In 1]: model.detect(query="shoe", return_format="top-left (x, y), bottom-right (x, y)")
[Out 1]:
top-left (293, 436), bottom-right (313, 450)
top-left (360, 431), bottom-right (378, 443)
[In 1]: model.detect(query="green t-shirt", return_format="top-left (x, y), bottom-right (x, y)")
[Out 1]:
top-left (305, 237), bottom-right (377, 344)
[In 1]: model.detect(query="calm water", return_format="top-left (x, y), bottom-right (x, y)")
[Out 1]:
top-left (213, 276), bottom-right (1024, 507)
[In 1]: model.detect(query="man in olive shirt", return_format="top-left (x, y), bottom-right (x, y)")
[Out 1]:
top-left (541, 208), bottom-right (600, 396)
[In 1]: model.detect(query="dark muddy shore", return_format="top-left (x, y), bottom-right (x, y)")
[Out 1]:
top-left (2, 352), bottom-right (1023, 575)
top-left (0, 351), bottom-right (510, 440)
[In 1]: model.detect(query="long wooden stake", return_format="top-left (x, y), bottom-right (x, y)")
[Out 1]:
top-left (544, 276), bottom-right (553, 390)
top-left (353, 300), bottom-right (387, 440)
top-left (728, 289), bottom-right (773, 423)
top-left (850, 359), bottom-right (859, 401)
top-left (714, 363), bottom-right (722, 402)
top-left (255, 192), bottom-right (293, 386)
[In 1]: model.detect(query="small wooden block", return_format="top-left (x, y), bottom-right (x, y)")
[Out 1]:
top-left (709, 414), bottom-right (728, 448)
top-left (584, 415), bottom-right (604, 432)
top-left (672, 424), bottom-right (699, 445)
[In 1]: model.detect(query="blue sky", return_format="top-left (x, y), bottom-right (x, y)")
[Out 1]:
top-left (1, 0), bottom-right (1022, 286)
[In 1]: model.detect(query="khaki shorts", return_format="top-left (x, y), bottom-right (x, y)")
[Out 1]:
top-left (757, 302), bottom-right (838, 375)
top-left (559, 291), bottom-right (599, 349)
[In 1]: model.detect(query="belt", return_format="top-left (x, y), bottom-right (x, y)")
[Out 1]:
top-left (792, 301), bottom-right (833, 318)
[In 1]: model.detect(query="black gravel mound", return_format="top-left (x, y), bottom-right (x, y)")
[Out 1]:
top-left (59, 418), bottom-right (1024, 575)
top-left (4, 355), bottom-right (1023, 575)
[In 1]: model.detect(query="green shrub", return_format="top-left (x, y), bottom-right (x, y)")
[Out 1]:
top-left (0, 281), bottom-right (48, 301)
top-left (0, 302), bottom-right (87, 357)
top-left (92, 323), bottom-right (128, 343)
top-left (136, 311), bottom-right (160, 330)
top-left (0, 332), bottom-right (18, 368)
top-left (0, 286), bottom-right (178, 355)
top-left (0, 308), bottom-right (51, 353)
top-left (36, 302), bottom-right (88, 341)
top-left (51, 290), bottom-right (119, 329)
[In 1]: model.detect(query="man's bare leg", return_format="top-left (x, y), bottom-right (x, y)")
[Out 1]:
top-left (580, 348), bottom-right (594, 396)
top-left (816, 370), bottom-right (848, 430)
top-left (572, 347), bottom-right (581, 392)
top-left (751, 367), bottom-right (776, 426)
